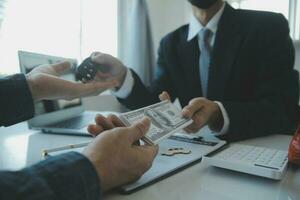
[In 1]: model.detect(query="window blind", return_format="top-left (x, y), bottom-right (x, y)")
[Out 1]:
top-left (0, 0), bottom-right (5, 28)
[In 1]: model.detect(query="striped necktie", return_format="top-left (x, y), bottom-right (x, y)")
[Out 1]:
top-left (199, 28), bottom-right (212, 97)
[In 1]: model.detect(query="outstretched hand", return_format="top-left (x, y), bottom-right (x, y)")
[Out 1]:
top-left (182, 98), bottom-right (224, 133)
top-left (84, 118), bottom-right (158, 192)
top-left (26, 61), bottom-right (118, 101)
top-left (90, 52), bottom-right (128, 87)
top-left (159, 91), bottom-right (171, 102)
top-left (158, 91), bottom-right (223, 133)
top-left (88, 114), bottom-right (126, 137)
top-left (88, 91), bottom-right (173, 137)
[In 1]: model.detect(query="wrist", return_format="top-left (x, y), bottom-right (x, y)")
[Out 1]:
top-left (83, 152), bottom-right (112, 192)
top-left (96, 163), bottom-right (112, 192)
top-left (115, 66), bottom-right (128, 90)
top-left (208, 103), bottom-right (224, 132)
top-left (26, 74), bottom-right (40, 101)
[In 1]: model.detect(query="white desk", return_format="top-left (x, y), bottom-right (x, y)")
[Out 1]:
top-left (0, 122), bottom-right (299, 200)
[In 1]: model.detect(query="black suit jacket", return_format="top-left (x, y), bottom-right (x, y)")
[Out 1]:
top-left (0, 74), bottom-right (101, 200)
top-left (0, 74), bottom-right (34, 126)
top-left (119, 4), bottom-right (300, 141)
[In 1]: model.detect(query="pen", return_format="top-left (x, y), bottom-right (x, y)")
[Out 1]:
top-left (169, 135), bottom-right (218, 146)
top-left (42, 142), bottom-right (91, 157)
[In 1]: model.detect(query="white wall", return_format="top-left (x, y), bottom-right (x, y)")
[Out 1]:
top-left (0, 1), bottom-right (5, 29)
top-left (147, 0), bottom-right (191, 53)
top-left (118, 0), bottom-right (191, 60)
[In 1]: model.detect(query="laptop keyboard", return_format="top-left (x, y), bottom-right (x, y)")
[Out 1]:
top-left (48, 114), bottom-right (96, 129)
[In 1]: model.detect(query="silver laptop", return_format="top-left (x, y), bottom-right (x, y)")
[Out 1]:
top-left (18, 51), bottom-right (96, 136)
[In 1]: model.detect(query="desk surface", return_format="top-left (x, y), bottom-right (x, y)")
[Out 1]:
top-left (0, 122), bottom-right (299, 200)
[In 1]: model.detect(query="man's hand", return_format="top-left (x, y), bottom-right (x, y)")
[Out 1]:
top-left (83, 118), bottom-right (158, 192)
top-left (87, 91), bottom-right (172, 137)
top-left (88, 114), bottom-right (125, 137)
top-left (159, 92), bottom-right (224, 133)
top-left (182, 98), bottom-right (224, 133)
top-left (159, 91), bottom-right (171, 102)
top-left (26, 61), bottom-right (118, 101)
top-left (91, 52), bottom-right (128, 88)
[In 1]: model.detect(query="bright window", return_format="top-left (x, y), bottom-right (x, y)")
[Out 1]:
top-left (240, 0), bottom-right (289, 19)
top-left (230, 0), bottom-right (300, 40)
top-left (0, 0), bottom-right (118, 75)
top-left (0, 1), bottom-right (4, 28)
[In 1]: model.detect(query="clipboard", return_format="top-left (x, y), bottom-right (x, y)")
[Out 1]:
top-left (120, 136), bottom-right (227, 194)
top-left (42, 135), bottom-right (227, 194)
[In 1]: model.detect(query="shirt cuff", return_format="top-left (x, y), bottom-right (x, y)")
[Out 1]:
top-left (111, 68), bottom-right (134, 99)
top-left (211, 101), bottom-right (230, 136)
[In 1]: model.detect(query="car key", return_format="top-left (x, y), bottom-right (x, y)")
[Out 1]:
top-left (75, 57), bottom-right (111, 82)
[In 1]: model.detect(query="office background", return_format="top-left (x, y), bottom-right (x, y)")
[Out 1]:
top-left (0, 0), bottom-right (299, 111)
top-left (107, 0), bottom-right (300, 111)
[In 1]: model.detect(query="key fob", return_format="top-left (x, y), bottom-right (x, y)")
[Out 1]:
top-left (75, 57), bottom-right (110, 82)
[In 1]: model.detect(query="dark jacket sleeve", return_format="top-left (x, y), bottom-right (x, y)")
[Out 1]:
top-left (118, 39), bottom-right (177, 110)
top-left (0, 152), bottom-right (101, 200)
top-left (0, 74), bottom-right (35, 127)
top-left (0, 75), bottom-right (102, 199)
top-left (221, 15), bottom-right (300, 141)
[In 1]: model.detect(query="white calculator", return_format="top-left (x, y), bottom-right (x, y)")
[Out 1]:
top-left (202, 144), bottom-right (289, 180)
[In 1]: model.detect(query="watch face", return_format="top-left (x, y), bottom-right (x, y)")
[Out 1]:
top-left (188, 0), bottom-right (218, 9)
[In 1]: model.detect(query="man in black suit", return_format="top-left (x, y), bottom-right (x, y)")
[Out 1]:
top-left (0, 62), bottom-right (158, 199)
top-left (89, 0), bottom-right (300, 141)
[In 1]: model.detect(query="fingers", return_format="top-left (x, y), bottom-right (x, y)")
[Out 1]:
top-left (74, 80), bottom-right (118, 97)
top-left (30, 74), bottom-right (118, 101)
top-left (95, 72), bottom-right (112, 80)
top-left (88, 124), bottom-right (104, 137)
top-left (183, 106), bottom-right (208, 133)
top-left (184, 122), bottom-right (204, 133)
top-left (126, 118), bottom-right (151, 144)
top-left (88, 114), bottom-right (125, 137)
top-left (136, 145), bottom-right (159, 165)
top-left (140, 145), bottom-right (159, 157)
top-left (181, 98), bottom-right (208, 133)
top-left (95, 114), bottom-right (116, 130)
top-left (90, 51), bottom-right (101, 57)
top-left (159, 91), bottom-right (171, 101)
top-left (182, 98), bottom-right (205, 118)
top-left (88, 80), bottom-right (119, 91)
top-left (107, 114), bottom-right (125, 127)
top-left (95, 114), bottom-right (125, 129)
top-left (52, 61), bottom-right (72, 75)
top-left (90, 52), bottom-right (110, 65)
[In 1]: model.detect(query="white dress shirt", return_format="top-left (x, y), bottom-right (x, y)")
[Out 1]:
top-left (113, 2), bottom-right (229, 135)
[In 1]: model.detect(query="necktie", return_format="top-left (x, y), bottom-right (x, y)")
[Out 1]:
top-left (199, 28), bottom-right (212, 97)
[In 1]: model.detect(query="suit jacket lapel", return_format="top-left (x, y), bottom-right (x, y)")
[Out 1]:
top-left (208, 4), bottom-right (242, 100)
top-left (177, 36), bottom-right (203, 98)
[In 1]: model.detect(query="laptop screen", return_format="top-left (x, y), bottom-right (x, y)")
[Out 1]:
top-left (18, 51), bottom-right (82, 116)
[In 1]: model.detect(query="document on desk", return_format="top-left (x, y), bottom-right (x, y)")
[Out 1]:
top-left (121, 136), bottom-right (227, 194)
top-left (119, 101), bottom-right (193, 145)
